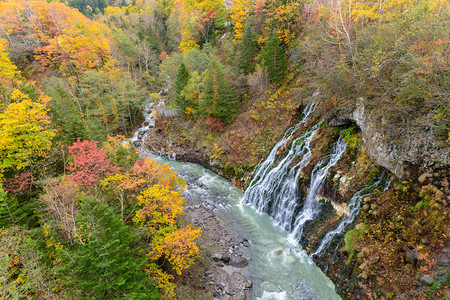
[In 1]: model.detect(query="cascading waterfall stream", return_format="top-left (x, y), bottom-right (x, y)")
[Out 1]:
top-left (248, 103), bottom-right (315, 185)
top-left (242, 102), bottom-right (316, 232)
top-left (289, 139), bottom-right (348, 242)
top-left (310, 175), bottom-right (390, 259)
top-left (243, 101), bottom-right (349, 244)
top-left (243, 127), bottom-right (317, 231)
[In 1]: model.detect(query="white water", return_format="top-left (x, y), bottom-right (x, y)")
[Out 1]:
top-left (249, 103), bottom-right (315, 186)
top-left (147, 155), bottom-right (341, 300)
top-left (289, 139), bottom-right (348, 242)
top-left (129, 103), bottom-right (156, 144)
top-left (243, 127), bottom-right (317, 232)
top-left (310, 176), bottom-right (388, 258)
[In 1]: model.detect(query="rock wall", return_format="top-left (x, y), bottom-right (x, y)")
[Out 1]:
top-left (330, 98), bottom-right (449, 179)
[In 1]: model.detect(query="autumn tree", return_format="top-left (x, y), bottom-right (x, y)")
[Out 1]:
top-left (168, 0), bottom-right (227, 51)
top-left (229, 0), bottom-right (255, 43)
top-left (41, 177), bottom-right (82, 243)
top-left (0, 90), bottom-right (55, 172)
top-left (133, 184), bottom-right (201, 298)
top-left (0, 38), bottom-right (19, 91)
top-left (66, 139), bottom-right (120, 188)
top-left (0, 0), bottom-right (111, 76)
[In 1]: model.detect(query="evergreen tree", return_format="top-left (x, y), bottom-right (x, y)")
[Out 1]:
top-left (64, 199), bottom-right (159, 299)
top-left (174, 62), bottom-right (190, 110)
top-left (0, 185), bottom-right (13, 227)
top-left (0, 183), bottom-right (39, 228)
top-left (200, 61), bottom-right (237, 124)
top-left (261, 31), bottom-right (287, 85)
top-left (238, 25), bottom-right (258, 75)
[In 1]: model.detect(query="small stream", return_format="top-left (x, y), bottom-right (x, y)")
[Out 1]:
top-left (133, 98), bottom-right (341, 299)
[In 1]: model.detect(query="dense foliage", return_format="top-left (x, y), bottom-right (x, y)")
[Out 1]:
top-left (0, 0), bottom-right (448, 298)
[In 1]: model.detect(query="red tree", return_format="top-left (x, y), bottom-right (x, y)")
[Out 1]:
top-left (67, 139), bottom-right (120, 188)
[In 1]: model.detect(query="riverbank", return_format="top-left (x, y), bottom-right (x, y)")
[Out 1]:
top-left (176, 192), bottom-right (252, 299)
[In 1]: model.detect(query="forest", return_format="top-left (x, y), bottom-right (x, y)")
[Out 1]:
top-left (0, 0), bottom-right (448, 298)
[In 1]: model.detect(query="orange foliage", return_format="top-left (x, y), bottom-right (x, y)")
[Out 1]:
top-left (0, 0), bottom-right (111, 75)
top-left (150, 225), bottom-right (201, 275)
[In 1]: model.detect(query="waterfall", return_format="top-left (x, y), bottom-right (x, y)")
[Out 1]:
top-left (310, 176), bottom-right (391, 258)
top-left (242, 103), bottom-right (316, 232)
top-left (248, 103), bottom-right (315, 186)
top-left (242, 102), bottom-right (349, 243)
top-left (289, 139), bottom-right (348, 241)
top-left (242, 127), bottom-right (317, 231)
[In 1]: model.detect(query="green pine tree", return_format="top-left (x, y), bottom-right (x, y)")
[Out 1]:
top-left (261, 31), bottom-right (287, 85)
top-left (0, 184), bottom-right (39, 228)
top-left (200, 61), bottom-right (237, 124)
top-left (238, 25), bottom-right (258, 75)
top-left (0, 185), bottom-right (13, 227)
top-left (174, 62), bottom-right (191, 110)
top-left (64, 198), bottom-right (159, 299)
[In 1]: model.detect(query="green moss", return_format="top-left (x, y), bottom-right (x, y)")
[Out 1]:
top-left (342, 223), bottom-right (368, 264)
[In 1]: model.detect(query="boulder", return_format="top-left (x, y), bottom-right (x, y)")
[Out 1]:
top-left (419, 274), bottom-right (434, 286)
top-left (404, 250), bottom-right (418, 266)
top-left (418, 173), bottom-right (432, 184)
top-left (213, 253), bottom-right (222, 262)
top-left (229, 255), bottom-right (248, 268)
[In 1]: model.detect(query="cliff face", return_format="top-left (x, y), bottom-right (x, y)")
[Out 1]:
top-left (330, 98), bottom-right (449, 179)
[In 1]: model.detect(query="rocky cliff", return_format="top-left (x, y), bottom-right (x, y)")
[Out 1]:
top-left (330, 98), bottom-right (449, 180)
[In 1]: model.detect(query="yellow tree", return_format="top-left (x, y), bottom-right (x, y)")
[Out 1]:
top-left (230, 0), bottom-right (255, 44)
top-left (0, 90), bottom-right (55, 172)
top-left (0, 38), bottom-right (18, 88)
top-left (170, 0), bottom-right (227, 51)
top-left (134, 184), bottom-right (201, 299)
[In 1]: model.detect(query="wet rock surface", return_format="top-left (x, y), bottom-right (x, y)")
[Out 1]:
top-left (181, 197), bottom-right (252, 299)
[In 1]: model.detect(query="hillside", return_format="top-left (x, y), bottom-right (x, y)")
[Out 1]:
top-left (0, 0), bottom-right (449, 298)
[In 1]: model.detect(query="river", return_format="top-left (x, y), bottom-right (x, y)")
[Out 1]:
top-left (148, 155), bottom-right (341, 300)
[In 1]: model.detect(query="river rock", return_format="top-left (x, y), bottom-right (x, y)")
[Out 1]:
top-left (418, 173), bottom-right (432, 184)
top-left (404, 250), bottom-right (418, 266)
top-left (213, 253), bottom-right (222, 261)
top-left (229, 255), bottom-right (248, 268)
top-left (419, 274), bottom-right (434, 286)
top-left (221, 254), bottom-right (230, 263)
top-left (196, 181), bottom-right (203, 187)
top-left (271, 248), bottom-right (284, 257)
